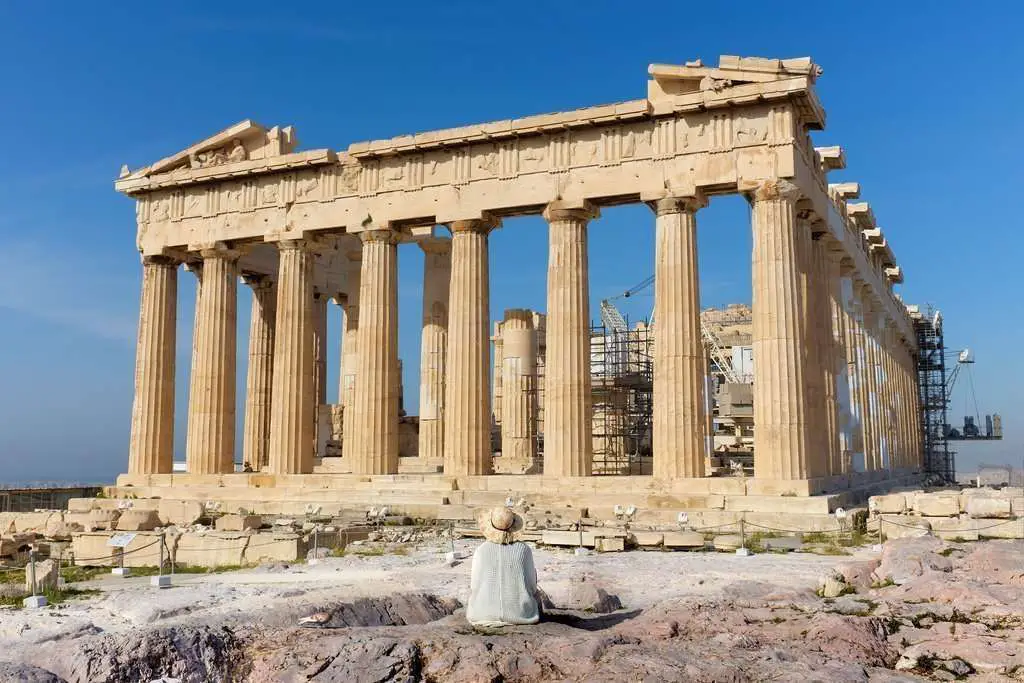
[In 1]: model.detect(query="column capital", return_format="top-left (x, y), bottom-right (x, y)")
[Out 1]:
top-left (543, 200), bottom-right (599, 223)
top-left (649, 193), bottom-right (707, 216)
top-left (359, 228), bottom-right (401, 245)
top-left (141, 254), bottom-right (180, 268)
top-left (747, 178), bottom-right (801, 203)
top-left (449, 214), bottom-right (499, 234)
top-left (196, 242), bottom-right (242, 261)
top-left (503, 308), bottom-right (535, 326)
top-left (239, 272), bottom-right (274, 290)
top-left (418, 237), bottom-right (452, 255)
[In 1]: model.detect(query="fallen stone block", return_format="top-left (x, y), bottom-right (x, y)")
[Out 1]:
top-left (834, 558), bottom-right (880, 590)
top-left (215, 514), bottom-right (262, 532)
top-left (913, 493), bottom-right (960, 517)
top-left (879, 515), bottom-right (931, 540)
top-left (595, 536), bottom-right (625, 553)
top-left (628, 531), bottom-right (663, 548)
top-left (87, 509), bottom-right (121, 531)
top-left (25, 559), bottom-right (59, 593)
top-left (929, 517), bottom-right (980, 541)
top-left (115, 509), bottom-right (161, 532)
top-left (763, 536), bottom-right (803, 552)
top-left (869, 493), bottom-right (908, 515)
top-left (713, 534), bottom-right (743, 551)
top-left (158, 500), bottom-right (205, 527)
top-left (976, 518), bottom-right (1024, 540)
top-left (662, 531), bottom-right (706, 549)
top-left (540, 529), bottom-right (627, 548)
top-left (964, 496), bottom-right (1012, 519)
top-left (818, 570), bottom-right (849, 598)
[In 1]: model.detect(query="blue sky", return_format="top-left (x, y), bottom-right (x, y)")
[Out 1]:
top-left (0, 2), bottom-right (1020, 483)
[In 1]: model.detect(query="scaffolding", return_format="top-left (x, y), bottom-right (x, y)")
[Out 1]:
top-left (589, 323), bottom-right (653, 475)
top-left (914, 306), bottom-right (955, 482)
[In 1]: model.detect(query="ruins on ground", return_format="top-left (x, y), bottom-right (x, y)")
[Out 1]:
top-left (108, 56), bottom-right (924, 523)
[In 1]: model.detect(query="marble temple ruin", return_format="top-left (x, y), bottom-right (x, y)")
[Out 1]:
top-left (112, 56), bottom-right (923, 517)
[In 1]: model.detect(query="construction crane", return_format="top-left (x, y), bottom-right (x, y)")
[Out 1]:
top-left (600, 275), bottom-right (742, 384)
top-left (945, 348), bottom-right (1002, 441)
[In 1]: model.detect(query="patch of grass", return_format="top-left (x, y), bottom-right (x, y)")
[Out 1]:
top-left (806, 544), bottom-right (850, 556)
top-left (802, 531), bottom-right (832, 544)
top-left (390, 545), bottom-right (410, 556)
top-left (871, 577), bottom-right (896, 589)
top-left (0, 587), bottom-right (101, 609)
top-left (770, 616), bottom-right (787, 624)
top-left (347, 546), bottom-right (386, 557)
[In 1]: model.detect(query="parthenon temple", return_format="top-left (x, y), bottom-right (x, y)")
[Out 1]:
top-left (112, 56), bottom-right (923, 519)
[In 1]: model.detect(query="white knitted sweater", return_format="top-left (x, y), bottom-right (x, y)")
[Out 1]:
top-left (466, 541), bottom-right (540, 626)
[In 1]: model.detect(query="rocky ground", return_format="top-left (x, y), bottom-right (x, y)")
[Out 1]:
top-left (0, 536), bottom-right (1022, 682)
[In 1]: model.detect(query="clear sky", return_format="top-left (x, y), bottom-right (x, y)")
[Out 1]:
top-left (1, 1), bottom-right (1020, 484)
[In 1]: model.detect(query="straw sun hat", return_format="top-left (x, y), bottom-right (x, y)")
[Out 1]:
top-left (478, 506), bottom-right (525, 544)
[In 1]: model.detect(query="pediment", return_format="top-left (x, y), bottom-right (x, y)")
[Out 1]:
top-left (121, 120), bottom-right (299, 180)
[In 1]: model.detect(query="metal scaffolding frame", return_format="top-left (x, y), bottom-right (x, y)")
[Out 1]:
top-left (914, 306), bottom-right (955, 482)
top-left (589, 323), bottom-right (653, 475)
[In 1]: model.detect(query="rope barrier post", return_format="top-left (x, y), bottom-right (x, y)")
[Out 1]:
top-left (23, 547), bottom-right (46, 608)
top-left (574, 511), bottom-right (588, 557)
top-left (736, 516), bottom-right (752, 556)
top-left (445, 521), bottom-right (457, 566)
top-left (309, 526), bottom-right (321, 565)
top-left (151, 532), bottom-right (171, 588)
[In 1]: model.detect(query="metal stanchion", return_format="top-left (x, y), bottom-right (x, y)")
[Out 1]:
top-left (736, 517), bottom-right (752, 556)
top-left (24, 548), bottom-right (47, 608)
top-left (151, 532), bottom-right (171, 588)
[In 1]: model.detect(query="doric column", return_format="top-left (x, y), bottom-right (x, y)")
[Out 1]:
top-left (444, 219), bottom-right (494, 476)
top-left (826, 251), bottom-right (853, 474)
top-left (844, 280), bottom-right (868, 470)
top-left (492, 324), bottom-right (504, 427)
top-left (338, 249), bottom-right (361, 456)
top-left (882, 324), bottom-right (898, 469)
top-left (795, 219), bottom-right (826, 477)
top-left (812, 236), bottom-right (839, 477)
top-left (267, 240), bottom-right (315, 474)
top-left (501, 309), bottom-right (538, 464)
top-left (241, 274), bottom-right (276, 470)
top-left (543, 201), bottom-right (597, 477)
top-left (418, 238), bottom-right (451, 465)
top-left (185, 245), bottom-right (239, 475)
top-left (350, 229), bottom-right (400, 475)
top-left (651, 195), bottom-right (706, 479)
top-left (313, 293), bottom-right (328, 407)
top-left (861, 293), bottom-right (881, 470)
top-left (750, 180), bottom-right (810, 480)
top-left (128, 255), bottom-right (178, 475)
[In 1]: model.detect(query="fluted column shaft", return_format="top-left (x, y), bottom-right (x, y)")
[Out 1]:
top-left (185, 247), bottom-right (239, 474)
top-left (418, 239), bottom-right (451, 465)
top-left (350, 230), bottom-right (400, 474)
top-left (861, 296), bottom-right (882, 470)
top-left (444, 220), bottom-right (494, 475)
top-left (543, 202), bottom-right (596, 477)
top-left (313, 293), bottom-right (328, 406)
top-left (881, 325), bottom-right (898, 469)
top-left (339, 251), bottom-right (361, 456)
top-left (810, 235), bottom-right (837, 478)
top-left (242, 275), bottom-right (276, 469)
top-left (651, 196), bottom-right (706, 479)
top-left (128, 256), bottom-right (178, 475)
top-left (501, 309), bottom-right (538, 463)
top-left (796, 222), bottom-right (826, 477)
top-left (267, 241), bottom-right (315, 474)
top-left (844, 283), bottom-right (868, 469)
top-left (750, 180), bottom-right (810, 480)
top-left (827, 254), bottom-right (852, 474)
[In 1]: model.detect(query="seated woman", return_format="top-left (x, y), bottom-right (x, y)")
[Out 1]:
top-left (466, 507), bottom-right (540, 627)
